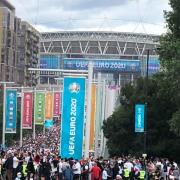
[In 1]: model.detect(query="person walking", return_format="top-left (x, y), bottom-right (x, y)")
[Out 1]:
top-left (72, 160), bottom-right (81, 180)
top-left (63, 163), bottom-right (73, 180)
top-left (102, 167), bottom-right (108, 180)
top-left (91, 162), bottom-right (101, 180)
top-left (5, 151), bottom-right (13, 180)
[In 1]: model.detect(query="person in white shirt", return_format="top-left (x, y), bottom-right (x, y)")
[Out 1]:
top-left (25, 152), bottom-right (31, 164)
top-left (72, 160), bottom-right (81, 180)
top-left (102, 167), bottom-right (108, 180)
top-left (58, 159), bottom-right (63, 180)
top-left (13, 153), bottom-right (19, 179)
top-left (124, 160), bottom-right (133, 172)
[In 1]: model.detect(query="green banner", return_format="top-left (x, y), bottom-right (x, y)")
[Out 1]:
top-left (35, 92), bottom-right (45, 125)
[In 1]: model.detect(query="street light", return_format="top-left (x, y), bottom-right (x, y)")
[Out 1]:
top-left (0, 81), bottom-right (14, 146)
top-left (144, 49), bottom-right (150, 154)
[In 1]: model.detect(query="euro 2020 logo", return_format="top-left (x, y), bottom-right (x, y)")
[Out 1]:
top-left (69, 82), bottom-right (80, 93)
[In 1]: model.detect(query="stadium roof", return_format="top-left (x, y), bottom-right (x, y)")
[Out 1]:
top-left (40, 31), bottom-right (160, 57)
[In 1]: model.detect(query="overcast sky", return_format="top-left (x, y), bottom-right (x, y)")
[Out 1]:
top-left (9, 0), bottom-right (170, 34)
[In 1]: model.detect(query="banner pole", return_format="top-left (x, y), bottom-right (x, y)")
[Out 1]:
top-left (20, 87), bottom-right (24, 147)
top-left (100, 80), bottom-right (106, 156)
top-left (33, 87), bottom-right (36, 139)
top-left (84, 62), bottom-right (93, 159)
top-left (2, 83), bottom-right (6, 146)
top-left (43, 89), bottom-right (46, 135)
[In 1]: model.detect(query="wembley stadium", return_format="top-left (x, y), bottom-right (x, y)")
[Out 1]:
top-left (39, 31), bottom-right (160, 86)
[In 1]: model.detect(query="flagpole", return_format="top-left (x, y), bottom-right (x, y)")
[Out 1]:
top-left (2, 83), bottom-right (6, 146)
top-left (43, 89), bottom-right (47, 135)
top-left (33, 87), bottom-right (36, 139)
top-left (0, 81), bottom-right (14, 147)
top-left (84, 62), bottom-right (93, 159)
top-left (20, 86), bottom-right (24, 147)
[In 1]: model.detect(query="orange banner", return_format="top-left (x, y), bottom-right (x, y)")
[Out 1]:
top-left (45, 92), bottom-right (54, 119)
top-left (89, 84), bottom-right (96, 150)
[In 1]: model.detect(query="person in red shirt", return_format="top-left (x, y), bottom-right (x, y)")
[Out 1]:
top-left (91, 162), bottom-right (101, 180)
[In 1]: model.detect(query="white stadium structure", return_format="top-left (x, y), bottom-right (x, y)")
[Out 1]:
top-left (38, 31), bottom-right (160, 86)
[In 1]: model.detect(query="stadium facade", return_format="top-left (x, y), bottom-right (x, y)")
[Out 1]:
top-left (39, 31), bottom-right (160, 86)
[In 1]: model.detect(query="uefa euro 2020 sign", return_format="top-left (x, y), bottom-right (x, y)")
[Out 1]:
top-left (135, 104), bottom-right (145, 133)
top-left (60, 77), bottom-right (86, 160)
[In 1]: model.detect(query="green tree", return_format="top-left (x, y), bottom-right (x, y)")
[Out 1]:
top-left (158, 0), bottom-right (180, 135)
top-left (103, 75), bottom-right (180, 159)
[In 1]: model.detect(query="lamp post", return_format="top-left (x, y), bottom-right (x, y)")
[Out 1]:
top-left (144, 49), bottom-right (150, 154)
top-left (0, 82), bottom-right (14, 146)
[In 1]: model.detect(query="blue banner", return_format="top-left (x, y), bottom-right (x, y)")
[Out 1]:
top-left (60, 77), bottom-right (86, 159)
top-left (40, 55), bottom-right (60, 69)
top-left (148, 58), bottom-right (160, 75)
top-left (135, 104), bottom-right (145, 133)
top-left (44, 119), bottom-right (53, 129)
top-left (5, 90), bottom-right (17, 133)
top-left (63, 58), bottom-right (141, 72)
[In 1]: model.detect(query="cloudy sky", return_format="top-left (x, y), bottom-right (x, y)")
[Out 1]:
top-left (9, 0), bottom-right (170, 34)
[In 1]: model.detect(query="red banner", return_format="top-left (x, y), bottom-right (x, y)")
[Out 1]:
top-left (53, 92), bottom-right (61, 116)
top-left (23, 92), bottom-right (33, 129)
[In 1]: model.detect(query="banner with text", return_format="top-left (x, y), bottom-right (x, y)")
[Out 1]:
top-left (135, 104), bottom-right (145, 132)
top-left (60, 77), bottom-right (86, 159)
top-left (45, 92), bottom-right (54, 120)
top-left (23, 92), bottom-right (33, 129)
top-left (35, 92), bottom-right (45, 125)
top-left (63, 58), bottom-right (141, 72)
top-left (53, 92), bottom-right (61, 116)
top-left (5, 90), bottom-right (17, 133)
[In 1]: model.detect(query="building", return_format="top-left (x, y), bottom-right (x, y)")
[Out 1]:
top-left (0, 0), bottom-right (40, 86)
top-left (0, 0), bottom-right (19, 83)
top-left (39, 31), bottom-right (160, 86)
top-left (17, 21), bottom-right (40, 86)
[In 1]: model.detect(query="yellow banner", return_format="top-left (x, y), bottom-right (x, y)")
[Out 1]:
top-left (45, 92), bottom-right (54, 119)
top-left (89, 84), bottom-right (96, 150)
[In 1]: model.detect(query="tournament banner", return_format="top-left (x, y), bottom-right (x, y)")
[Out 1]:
top-left (45, 92), bottom-right (53, 120)
top-left (135, 104), bottom-right (145, 132)
top-left (5, 90), bottom-right (17, 133)
top-left (44, 119), bottom-right (53, 129)
top-left (53, 92), bottom-right (61, 116)
top-left (22, 92), bottom-right (33, 129)
top-left (60, 77), bottom-right (86, 159)
top-left (89, 84), bottom-right (96, 150)
top-left (35, 92), bottom-right (45, 125)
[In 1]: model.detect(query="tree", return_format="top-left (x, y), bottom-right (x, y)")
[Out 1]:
top-left (158, 0), bottom-right (180, 135)
top-left (103, 75), bottom-right (180, 159)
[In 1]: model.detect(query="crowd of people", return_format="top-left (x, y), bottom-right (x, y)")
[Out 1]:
top-left (0, 149), bottom-right (180, 180)
top-left (0, 123), bottom-right (179, 180)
